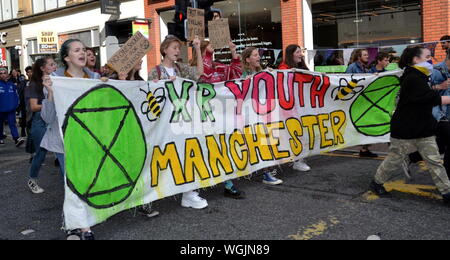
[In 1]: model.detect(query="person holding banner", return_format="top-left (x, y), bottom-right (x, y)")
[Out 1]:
top-left (278, 44), bottom-right (312, 173)
top-left (370, 46), bottom-right (450, 205)
top-left (149, 35), bottom-right (209, 209)
top-left (190, 40), bottom-right (245, 199)
top-left (346, 49), bottom-right (378, 158)
top-left (25, 57), bottom-right (59, 194)
top-left (43, 39), bottom-right (102, 240)
top-left (241, 47), bottom-right (282, 185)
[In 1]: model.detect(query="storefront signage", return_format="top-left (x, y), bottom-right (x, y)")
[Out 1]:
top-left (0, 32), bottom-right (7, 45)
top-left (208, 18), bottom-right (231, 49)
top-left (0, 48), bottom-right (7, 66)
top-left (187, 7), bottom-right (205, 41)
top-left (107, 31), bottom-right (152, 74)
top-left (101, 0), bottom-right (120, 15)
top-left (132, 21), bottom-right (150, 39)
top-left (38, 31), bottom-right (58, 53)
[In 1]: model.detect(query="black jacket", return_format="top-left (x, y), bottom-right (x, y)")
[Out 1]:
top-left (391, 66), bottom-right (442, 139)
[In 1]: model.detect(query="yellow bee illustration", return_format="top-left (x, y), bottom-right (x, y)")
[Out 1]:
top-left (140, 87), bottom-right (166, 121)
top-left (333, 75), bottom-right (366, 101)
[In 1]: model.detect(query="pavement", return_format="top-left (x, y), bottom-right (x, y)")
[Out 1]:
top-left (1, 131), bottom-right (450, 240)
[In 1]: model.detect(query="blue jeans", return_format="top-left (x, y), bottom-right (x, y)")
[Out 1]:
top-left (0, 111), bottom-right (19, 140)
top-left (29, 113), bottom-right (47, 179)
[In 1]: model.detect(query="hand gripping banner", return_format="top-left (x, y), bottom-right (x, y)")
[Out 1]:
top-left (51, 70), bottom-right (402, 229)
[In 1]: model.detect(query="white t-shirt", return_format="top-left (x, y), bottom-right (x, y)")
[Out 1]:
top-left (163, 67), bottom-right (176, 77)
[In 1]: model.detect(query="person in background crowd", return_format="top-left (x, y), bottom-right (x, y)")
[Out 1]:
top-left (16, 66), bottom-right (33, 138)
top-left (278, 44), bottom-right (312, 173)
top-left (241, 47), bottom-right (282, 186)
top-left (190, 39), bottom-right (245, 199)
top-left (86, 48), bottom-right (101, 74)
top-left (346, 49), bottom-right (378, 158)
top-left (440, 35), bottom-right (450, 54)
top-left (149, 35), bottom-right (208, 210)
top-left (25, 57), bottom-right (58, 194)
top-left (0, 67), bottom-right (25, 147)
top-left (370, 52), bottom-right (390, 73)
top-left (369, 46), bottom-right (450, 206)
top-left (44, 39), bottom-right (102, 240)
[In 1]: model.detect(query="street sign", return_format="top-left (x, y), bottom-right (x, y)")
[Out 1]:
top-left (101, 0), bottom-right (120, 15)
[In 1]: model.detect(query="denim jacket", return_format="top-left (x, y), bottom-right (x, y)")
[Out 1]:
top-left (431, 62), bottom-right (450, 121)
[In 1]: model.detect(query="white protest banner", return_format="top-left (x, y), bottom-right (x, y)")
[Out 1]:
top-left (52, 70), bottom-right (402, 229)
top-left (208, 18), bottom-right (231, 49)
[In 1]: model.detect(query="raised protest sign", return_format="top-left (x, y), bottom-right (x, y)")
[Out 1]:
top-left (187, 7), bottom-right (205, 41)
top-left (51, 70), bottom-right (402, 229)
top-left (208, 18), bottom-right (231, 49)
top-left (107, 31), bottom-right (152, 74)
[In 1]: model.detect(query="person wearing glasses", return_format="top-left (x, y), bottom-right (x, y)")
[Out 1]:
top-left (0, 67), bottom-right (25, 147)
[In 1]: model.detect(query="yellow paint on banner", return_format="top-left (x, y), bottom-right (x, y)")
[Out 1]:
top-left (288, 217), bottom-right (340, 240)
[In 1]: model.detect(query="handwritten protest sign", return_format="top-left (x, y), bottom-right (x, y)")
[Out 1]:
top-left (107, 31), bottom-right (152, 74)
top-left (208, 18), bottom-right (231, 49)
top-left (187, 7), bottom-right (205, 41)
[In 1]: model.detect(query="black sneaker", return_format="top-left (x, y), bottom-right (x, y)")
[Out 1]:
top-left (224, 186), bottom-right (246, 199)
top-left (369, 181), bottom-right (392, 197)
top-left (137, 204), bottom-right (160, 218)
top-left (443, 193), bottom-right (450, 205)
top-left (15, 138), bottom-right (25, 147)
top-left (67, 229), bottom-right (95, 240)
top-left (360, 150), bottom-right (379, 158)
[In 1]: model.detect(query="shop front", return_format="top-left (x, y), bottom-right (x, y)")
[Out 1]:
top-left (0, 21), bottom-right (23, 71)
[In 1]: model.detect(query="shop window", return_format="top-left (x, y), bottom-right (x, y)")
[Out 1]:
top-left (1, 0), bottom-right (16, 21)
top-left (312, 0), bottom-right (422, 48)
top-left (159, 0), bottom-right (282, 67)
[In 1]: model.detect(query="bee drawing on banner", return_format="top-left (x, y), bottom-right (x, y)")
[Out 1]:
top-left (332, 75), bottom-right (366, 101)
top-left (140, 85), bottom-right (167, 122)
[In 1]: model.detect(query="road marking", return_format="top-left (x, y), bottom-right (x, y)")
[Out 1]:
top-left (288, 217), bottom-right (340, 240)
top-left (362, 180), bottom-right (441, 201)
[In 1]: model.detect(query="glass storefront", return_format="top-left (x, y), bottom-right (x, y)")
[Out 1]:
top-left (312, 0), bottom-right (422, 49)
top-left (159, 0), bottom-right (282, 67)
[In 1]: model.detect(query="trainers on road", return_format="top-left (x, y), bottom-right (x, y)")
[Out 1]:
top-left (137, 204), bottom-right (160, 218)
top-left (28, 179), bottom-right (44, 194)
top-left (359, 150), bottom-right (378, 158)
top-left (67, 229), bottom-right (95, 240)
top-left (15, 137), bottom-right (25, 147)
top-left (181, 191), bottom-right (208, 209)
top-left (224, 186), bottom-right (246, 199)
top-left (263, 170), bottom-right (283, 185)
top-left (293, 160), bottom-right (311, 172)
top-left (369, 181), bottom-right (391, 197)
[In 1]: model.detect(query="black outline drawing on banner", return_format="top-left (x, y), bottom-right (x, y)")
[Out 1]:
top-left (140, 84), bottom-right (166, 122)
top-left (62, 84), bottom-right (147, 209)
top-left (331, 75), bottom-right (365, 101)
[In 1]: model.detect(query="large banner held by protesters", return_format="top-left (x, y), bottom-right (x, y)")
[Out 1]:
top-left (52, 70), bottom-right (403, 229)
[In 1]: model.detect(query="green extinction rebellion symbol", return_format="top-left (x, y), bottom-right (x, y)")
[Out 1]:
top-left (62, 84), bottom-right (147, 209)
top-left (350, 75), bottom-right (400, 137)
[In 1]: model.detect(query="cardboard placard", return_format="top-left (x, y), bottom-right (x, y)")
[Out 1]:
top-left (187, 7), bottom-right (205, 41)
top-left (208, 18), bottom-right (231, 49)
top-left (38, 31), bottom-right (58, 53)
top-left (107, 31), bottom-right (152, 74)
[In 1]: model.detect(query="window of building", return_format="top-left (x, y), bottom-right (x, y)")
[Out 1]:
top-left (312, 0), bottom-right (422, 49)
top-left (32, 0), bottom-right (66, 14)
top-left (159, 0), bottom-right (282, 67)
top-left (1, 0), bottom-right (18, 22)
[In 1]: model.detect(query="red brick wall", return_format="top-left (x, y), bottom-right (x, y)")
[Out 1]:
top-left (144, 0), bottom-right (305, 72)
top-left (281, 0), bottom-right (304, 51)
top-left (423, 0), bottom-right (450, 61)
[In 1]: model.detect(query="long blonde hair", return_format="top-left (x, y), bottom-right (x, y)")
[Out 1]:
top-left (241, 47), bottom-right (262, 73)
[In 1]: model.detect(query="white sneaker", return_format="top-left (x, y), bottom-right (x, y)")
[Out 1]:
top-left (181, 191), bottom-right (208, 209)
top-left (28, 179), bottom-right (44, 194)
top-left (293, 160), bottom-right (311, 172)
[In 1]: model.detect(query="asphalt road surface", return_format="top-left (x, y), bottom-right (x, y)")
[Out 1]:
top-left (1, 134), bottom-right (450, 240)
